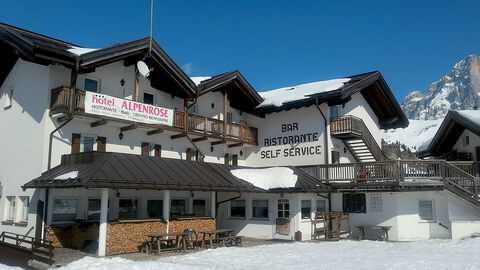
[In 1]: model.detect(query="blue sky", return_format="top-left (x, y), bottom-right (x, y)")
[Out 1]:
top-left (1, 1), bottom-right (479, 101)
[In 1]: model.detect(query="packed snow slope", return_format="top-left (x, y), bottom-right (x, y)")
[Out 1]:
top-left (382, 118), bottom-right (443, 151)
top-left (48, 238), bottom-right (480, 270)
top-left (402, 54), bottom-right (480, 120)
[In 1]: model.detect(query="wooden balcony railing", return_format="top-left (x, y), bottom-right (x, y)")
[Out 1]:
top-left (449, 161), bottom-right (480, 177)
top-left (50, 87), bottom-right (258, 145)
top-left (330, 115), bottom-right (386, 161)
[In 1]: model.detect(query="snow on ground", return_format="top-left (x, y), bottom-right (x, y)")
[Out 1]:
top-left (190, 76), bottom-right (211, 86)
top-left (40, 238), bottom-right (480, 270)
top-left (231, 167), bottom-right (297, 190)
top-left (67, 46), bottom-right (98, 56)
top-left (258, 78), bottom-right (350, 108)
top-left (382, 118), bottom-right (443, 152)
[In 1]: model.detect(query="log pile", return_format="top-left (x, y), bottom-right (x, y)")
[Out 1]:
top-left (46, 224), bottom-right (98, 249)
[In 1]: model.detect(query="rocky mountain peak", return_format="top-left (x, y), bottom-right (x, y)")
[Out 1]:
top-left (401, 54), bottom-right (480, 120)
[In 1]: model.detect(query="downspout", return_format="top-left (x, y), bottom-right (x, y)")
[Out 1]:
top-left (186, 93), bottom-right (205, 159)
top-left (315, 99), bottom-right (329, 164)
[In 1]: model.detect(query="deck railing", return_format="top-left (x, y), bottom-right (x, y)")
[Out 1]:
top-left (449, 161), bottom-right (480, 177)
top-left (0, 231), bottom-right (54, 266)
top-left (330, 115), bottom-right (386, 161)
top-left (50, 87), bottom-right (258, 145)
top-left (299, 160), bottom-right (480, 201)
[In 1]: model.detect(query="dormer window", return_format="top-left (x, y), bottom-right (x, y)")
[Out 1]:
top-left (84, 78), bottom-right (98, 92)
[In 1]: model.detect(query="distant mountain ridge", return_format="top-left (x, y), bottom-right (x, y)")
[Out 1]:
top-left (401, 54), bottom-right (480, 120)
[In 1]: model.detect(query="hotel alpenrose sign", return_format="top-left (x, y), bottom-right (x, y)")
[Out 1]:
top-left (84, 92), bottom-right (174, 126)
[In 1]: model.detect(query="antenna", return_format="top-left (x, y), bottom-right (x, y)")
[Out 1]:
top-left (149, 0), bottom-right (154, 53)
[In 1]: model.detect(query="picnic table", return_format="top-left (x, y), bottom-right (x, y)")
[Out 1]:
top-left (144, 232), bottom-right (188, 254)
top-left (356, 225), bottom-right (392, 241)
top-left (199, 229), bottom-right (242, 248)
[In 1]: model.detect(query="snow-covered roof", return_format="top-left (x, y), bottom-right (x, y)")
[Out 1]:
top-left (258, 78), bottom-right (351, 108)
top-left (457, 110), bottom-right (480, 124)
top-left (230, 167), bottom-right (298, 190)
top-left (67, 46), bottom-right (98, 56)
top-left (190, 76), bottom-right (211, 86)
top-left (54, 171), bottom-right (79, 180)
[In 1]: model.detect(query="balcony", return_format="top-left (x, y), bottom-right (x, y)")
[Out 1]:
top-left (330, 115), bottom-right (386, 161)
top-left (50, 87), bottom-right (258, 145)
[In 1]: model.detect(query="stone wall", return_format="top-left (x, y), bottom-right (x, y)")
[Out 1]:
top-left (106, 218), bottom-right (216, 255)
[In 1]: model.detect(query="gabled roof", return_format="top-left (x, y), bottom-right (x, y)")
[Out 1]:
top-left (0, 22), bottom-right (196, 99)
top-left (418, 110), bottom-right (480, 158)
top-left (196, 70), bottom-right (263, 114)
top-left (255, 71), bottom-right (409, 129)
top-left (22, 152), bottom-right (328, 193)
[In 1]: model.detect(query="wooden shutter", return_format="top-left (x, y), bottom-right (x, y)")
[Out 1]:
top-left (232, 154), bottom-right (238, 166)
top-left (71, 133), bottom-right (81, 154)
top-left (154, 144), bottom-right (162, 157)
top-left (186, 148), bottom-right (192, 161)
top-left (97, 136), bottom-right (106, 152)
top-left (224, 153), bottom-right (230, 165)
top-left (141, 142), bottom-right (150, 156)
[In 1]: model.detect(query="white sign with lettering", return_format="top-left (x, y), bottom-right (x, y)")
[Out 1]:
top-left (84, 92), bottom-right (174, 126)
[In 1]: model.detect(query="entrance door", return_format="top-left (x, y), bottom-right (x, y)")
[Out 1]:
top-left (275, 199), bottom-right (291, 239)
top-left (35, 200), bottom-right (44, 240)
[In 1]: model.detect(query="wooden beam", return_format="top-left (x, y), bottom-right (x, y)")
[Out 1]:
top-left (120, 124), bottom-right (137, 132)
top-left (91, 119), bottom-right (107, 128)
top-left (192, 136), bottom-right (208, 142)
top-left (228, 143), bottom-right (243, 148)
top-left (171, 133), bottom-right (187, 140)
top-left (211, 140), bottom-right (226, 146)
top-left (147, 129), bottom-right (164, 136)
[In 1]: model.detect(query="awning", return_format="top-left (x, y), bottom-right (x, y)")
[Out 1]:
top-left (23, 152), bottom-right (328, 193)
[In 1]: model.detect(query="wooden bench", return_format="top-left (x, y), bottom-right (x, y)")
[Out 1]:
top-left (216, 236), bottom-right (243, 247)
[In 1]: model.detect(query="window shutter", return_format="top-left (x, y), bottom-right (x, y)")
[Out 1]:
top-left (97, 136), bottom-right (106, 152)
top-left (141, 142), bottom-right (150, 156)
top-left (154, 144), bottom-right (162, 157)
top-left (186, 148), bottom-right (192, 161)
top-left (224, 153), bottom-right (230, 165)
top-left (232, 154), bottom-right (238, 166)
top-left (71, 133), bottom-right (81, 154)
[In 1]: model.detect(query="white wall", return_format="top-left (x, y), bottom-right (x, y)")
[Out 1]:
top-left (342, 92), bottom-right (382, 145)
top-left (452, 129), bottom-right (480, 161)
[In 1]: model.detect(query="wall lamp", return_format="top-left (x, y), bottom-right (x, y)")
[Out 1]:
top-left (119, 132), bottom-right (124, 140)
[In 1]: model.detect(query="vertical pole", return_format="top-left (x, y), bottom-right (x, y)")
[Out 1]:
top-left (134, 65), bottom-right (139, 101)
top-left (210, 191), bottom-right (216, 218)
top-left (163, 190), bottom-right (170, 234)
top-left (223, 90), bottom-right (227, 140)
top-left (98, 188), bottom-right (109, 257)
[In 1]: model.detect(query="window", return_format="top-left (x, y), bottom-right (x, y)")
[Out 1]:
top-left (143, 93), bottom-right (154, 105)
top-left (230, 200), bottom-right (246, 218)
top-left (118, 199), bottom-right (138, 219)
top-left (20, 197), bottom-right (29, 221)
top-left (84, 78), bottom-right (98, 92)
top-left (147, 200), bottom-right (163, 218)
top-left (187, 148), bottom-right (200, 161)
top-left (227, 112), bottom-right (233, 123)
top-left (464, 136), bottom-right (470, 147)
top-left (277, 199), bottom-right (290, 218)
top-left (301, 200), bottom-right (312, 219)
top-left (419, 200), bottom-right (434, 221)
top-left (87, 199), bottom-right (101, 221)
top-left (142, 142), bottom-right (150, 156)
top-left (332, 151), bottom-right (340, 164)
top-left (187, 104), bottom-right (197, 114)
top-left (316, 200), bottom-right (326, 212)
top-left (6, 197), bottom-right (15, 220)
top-left (231, 154), bottom-right (238, 166)
top-left (171, 199), bottom-right (186, 216)
top-left (52, 199), bottom-right (78, 222)
top-left (343, 193), bottom-right (366, 213)
top-left (252, 200), bottom-right (268, 219)
top-left (192, 199), bottom-right (206, 216)
top-left (330, 106), bottom-right (339, 119)
top-left (80, 136), bottom-right (95, 153)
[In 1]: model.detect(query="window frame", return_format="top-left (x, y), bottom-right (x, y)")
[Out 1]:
top-left (230, 199), bottom-right (246, 219)
top-left (118, 198), bottom-right (139, 220)
top-left (277, 199), bottom-right (290, 218)
top-left (342, 193), bottom-right (366, 213)
top-left (418, 199), bottom-right (435, 221)
top-left (227, 112), bottom-right (233, 123)
top-left (51, 198), bottom-right (79, 223)
top-left (170, 198), bottom-right (188, 217)
top-left (6, 196), bottom-right (16, 221)
top-left (316, 199), bottom-right (326, 213)
top-left (143, 92), bottom-right (155, 105)
top-left (301, 200), bottom-right (312, 219)
top-left (84, 77), bottom-right (100, 93)
top-left (20, 196), bottom-right (29, 222)
top-left (331, 151), bottom-right (340, 164)
top-left (252, 199), bottom-right (269, 219)
top-left (80, 134), bottom-right (97, 153)
top-left (329, 105), bottom-right (339, 119)
top-left (146, 199), bottom-right (163, 219)
top-left (192, 199), bottom-right (207, 217)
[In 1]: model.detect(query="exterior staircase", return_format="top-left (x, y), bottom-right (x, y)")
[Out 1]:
top-left (330, 116), bottom-right (386, 162)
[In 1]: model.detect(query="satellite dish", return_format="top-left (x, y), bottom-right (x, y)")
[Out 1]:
top-left (137, 61), bottom-right (152, 77)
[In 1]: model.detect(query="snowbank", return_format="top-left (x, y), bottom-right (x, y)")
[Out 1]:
top-left (382, 118), bottom-right (443, 151)
top-left (258, 78), bottom-right (350, 108)
top-left (230, 167), bottom-right (298, 190)
top-left (68, 46), bottom-right (98, 56)
top-left (50, 238), bottom-right (480, 270)
top-left (190, 76), bottom-right (211, 86)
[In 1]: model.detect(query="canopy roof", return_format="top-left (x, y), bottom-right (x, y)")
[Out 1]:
top-left (23, 152), bottom-right (328, 193)
top-left (418, 110), bottom-right (480, 158)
